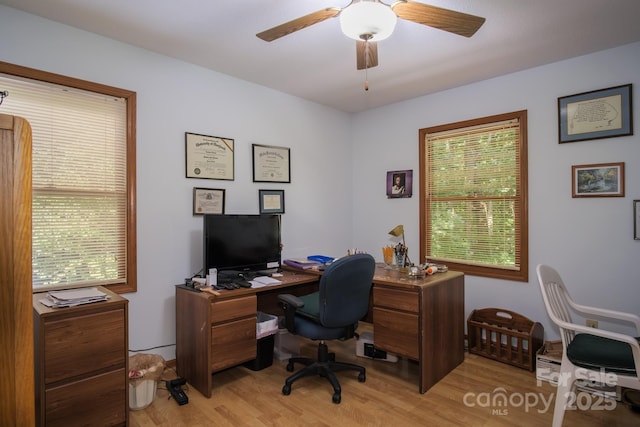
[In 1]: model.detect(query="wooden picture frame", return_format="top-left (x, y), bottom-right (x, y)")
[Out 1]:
top-left (252, 144), bottom-right (291, 183)
top-left (185, 132), bottom-right (234, 180)
top-left (386, 170), bottom-right (413, 198)
top-left (259, 189), bottom-right (285, 214)
top-left (634, 200), bottom-right (640, 240)
top-left (193, 187), bottom-right (225, 215)
top-left (571, 162), bottom-right (624, 198)
top-left (558, 84), bottom-right (633, 143)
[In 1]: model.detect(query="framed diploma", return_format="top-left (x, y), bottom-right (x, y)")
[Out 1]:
top-left (252, 144), bottom-right (291, 183)
top-left (558, 84), bottom-right (633, 143)
top-left (193, 187), bottom-right (225, 215)
top-left (186, 132), bottom-right (234, 180)
top-left (259, 189), bottom-right (285, 214)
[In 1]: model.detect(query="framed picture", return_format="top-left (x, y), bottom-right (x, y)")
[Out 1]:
top-left (186, 132), bottom-right (234, 180)
top-left (193, 187), bottom-right (225, 215)
top-left (252, 144), bottom-right (291, 183)
top-left (259, 189), bottom-right (285, 214)
top-left (558, 84), bottom-right (633, 143)
top-left (635, 201), bottom-right (640, 240)
top-left (571, 162), bottom-right (624, 198)
top-left (386, 170), bottom-right (413, 198)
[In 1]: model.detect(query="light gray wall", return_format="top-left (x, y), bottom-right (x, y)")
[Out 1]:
top-left (2, 5), bottom-right (639, 360)
top-left (351, 42), bottom-right (640, 339)
top-left (0, 6), bottom-right (354, 360)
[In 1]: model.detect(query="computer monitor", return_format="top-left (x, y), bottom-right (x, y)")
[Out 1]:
top-left (203, 214), bottom-right (281, 276)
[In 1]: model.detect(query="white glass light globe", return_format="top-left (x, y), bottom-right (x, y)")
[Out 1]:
top-left (340, 1), bottom-right (398, 41)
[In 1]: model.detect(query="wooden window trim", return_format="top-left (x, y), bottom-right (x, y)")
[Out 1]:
top-left (419, 110), bottom-right (528, 282)
top-left (0, 61), bottom-right (137, 293)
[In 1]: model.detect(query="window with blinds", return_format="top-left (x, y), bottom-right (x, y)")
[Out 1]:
top-left (419, 110), bottom-right (528, 281)
top-left (0, 64), bottom-right (137, 292)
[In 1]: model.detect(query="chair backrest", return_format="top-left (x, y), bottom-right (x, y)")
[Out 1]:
top-left (318, 253), bottom-right (375, 328)
top-left (536, 264), bottom-right (576, 346)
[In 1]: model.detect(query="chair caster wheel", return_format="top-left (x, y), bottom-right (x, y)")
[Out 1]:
top-left (332, 392), bottom-right (341, 404)
top-left (282, 384), bottom-right (291, 395)
top-left (358, 372), bottom-right (366, 382)
top-left (286, 362), bottom-right (294, 372)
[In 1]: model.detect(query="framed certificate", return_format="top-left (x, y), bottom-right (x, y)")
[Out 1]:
top-left (252, 144), bottom-right (291, 183)
top-left (558, 84), bottom-right (633, 143)
top-left (193, 187), bottom-right (225, 215)
top-left (186, 132), bottom-right (234, 180)
top-left (259, 189), bottom-right (285, 214)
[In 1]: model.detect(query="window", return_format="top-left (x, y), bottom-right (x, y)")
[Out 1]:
top-left (0, 62), bottom-right (137, 293)
top-left (419, 110), bottom-right (528, 281)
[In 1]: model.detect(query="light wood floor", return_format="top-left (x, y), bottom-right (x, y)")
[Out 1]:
top-left (130, 324), bottom-right (640, 426)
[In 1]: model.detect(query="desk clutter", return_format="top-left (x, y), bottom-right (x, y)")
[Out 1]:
top-left (38, 286), bottom-right (110, 308)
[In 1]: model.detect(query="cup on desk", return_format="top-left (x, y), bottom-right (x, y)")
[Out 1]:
top-left (382, 246), bottom-right (394, 269)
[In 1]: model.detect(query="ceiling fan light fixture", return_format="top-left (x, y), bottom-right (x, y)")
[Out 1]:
top-left (339, 1), bottom-right (397, 42)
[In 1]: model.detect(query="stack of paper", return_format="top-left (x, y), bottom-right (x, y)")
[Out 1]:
top-left (40, 287), bottom-right (109, 308)
top-left (249, 276), bottom-right (282, 288)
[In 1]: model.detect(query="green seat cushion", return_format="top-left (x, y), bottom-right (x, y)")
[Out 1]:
top-left (567, 333), bottom-right (638, 376)
top-left (297, 291), bottom-right (320, 322)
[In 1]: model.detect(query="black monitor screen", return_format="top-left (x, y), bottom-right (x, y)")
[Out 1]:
top-left (203, 214), bottom-right (281, 274)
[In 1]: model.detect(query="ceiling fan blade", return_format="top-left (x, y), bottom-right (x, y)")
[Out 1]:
top-left (391, 1), bottom-right (485, 38)
top-left (356, 41), bottom-right (378, 70)
top-left (257, 8), bottom-right (341, 42)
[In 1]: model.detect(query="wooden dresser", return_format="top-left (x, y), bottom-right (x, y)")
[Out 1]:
top-left (33, 287), bottom-right (129, 427)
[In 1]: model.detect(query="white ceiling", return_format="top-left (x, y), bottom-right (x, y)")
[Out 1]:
top-left (3, 0), bottom-right (640, 113)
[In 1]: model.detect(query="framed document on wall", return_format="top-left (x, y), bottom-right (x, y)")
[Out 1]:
top-left (558, 84), bottom-right (633, 143)
top-left (186, 132), bottom-right (234, 180)
top-left (193, 187), bottom-right (225, 215)
top-left (252, 144), bottom-right (291, 183)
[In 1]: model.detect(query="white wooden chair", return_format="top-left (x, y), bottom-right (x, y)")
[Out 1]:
top-left (536, 264), bottom-right (640, 426)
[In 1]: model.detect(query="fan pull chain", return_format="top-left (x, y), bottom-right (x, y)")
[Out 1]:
top-left (365, 66), bottom-right (369, 91)
top-left (364, 38), bottom-right (370, 91)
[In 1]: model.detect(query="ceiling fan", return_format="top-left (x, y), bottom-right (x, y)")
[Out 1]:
top-left (256, 0), bottom-right (486, 71)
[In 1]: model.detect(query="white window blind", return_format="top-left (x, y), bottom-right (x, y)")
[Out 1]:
top-left (0, 73), bottom-right (128, 289)
top-left (421, 111), bottom-right (527, 281)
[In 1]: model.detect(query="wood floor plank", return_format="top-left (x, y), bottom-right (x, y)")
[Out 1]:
top-left (130, 324), bottom-right (640, 426)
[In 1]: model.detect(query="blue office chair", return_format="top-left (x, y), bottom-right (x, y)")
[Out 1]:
top-left (278, 253), bottom-right (375, 403)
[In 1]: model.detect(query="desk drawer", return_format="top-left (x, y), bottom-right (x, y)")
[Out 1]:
top-left (44, 368), bottom-right (126, 427)
top-left (373, 286), bottom-right (419, 313)
top-left (373, 307), bottom-right (419, 360)
top-left (211, 317), bottom-right (256, 372)
top-left (211, 295), bottom-right (256, 324)
top-left (43, 309), bottom-right (126, 384)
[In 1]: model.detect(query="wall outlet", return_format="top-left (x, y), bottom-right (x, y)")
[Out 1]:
top-left (586, 319), bottom-right (598, 328)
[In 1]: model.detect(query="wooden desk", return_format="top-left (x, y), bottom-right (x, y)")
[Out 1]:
top-left (175, 266), bottom-right (464, 397)
top-left (175, 271), bottom-right (318, 398)
top-left (370, 266), bottom-right (465, 393)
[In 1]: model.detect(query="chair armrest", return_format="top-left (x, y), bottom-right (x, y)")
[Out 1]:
top-left (568, 299), bottom-right (640, 333)
top-left (278, 293), bottom-right (304, 309)
top-left (278, 293), bottom-right (304, 333)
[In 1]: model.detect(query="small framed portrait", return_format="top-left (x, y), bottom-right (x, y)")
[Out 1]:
top-left (387, 170), bottom-right (413, 199)
top-left (571, 162), bottom-right (624, 198)
top-left (259, 189), bottom-right (285, 214)
top-left (193, 187), bottom-right (225, 215)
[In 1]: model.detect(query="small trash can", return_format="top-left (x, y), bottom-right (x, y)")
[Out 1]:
top-left (128, 353), bottom-right (165, 410)
top-left (244, 312), bottom-right (278, 371)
